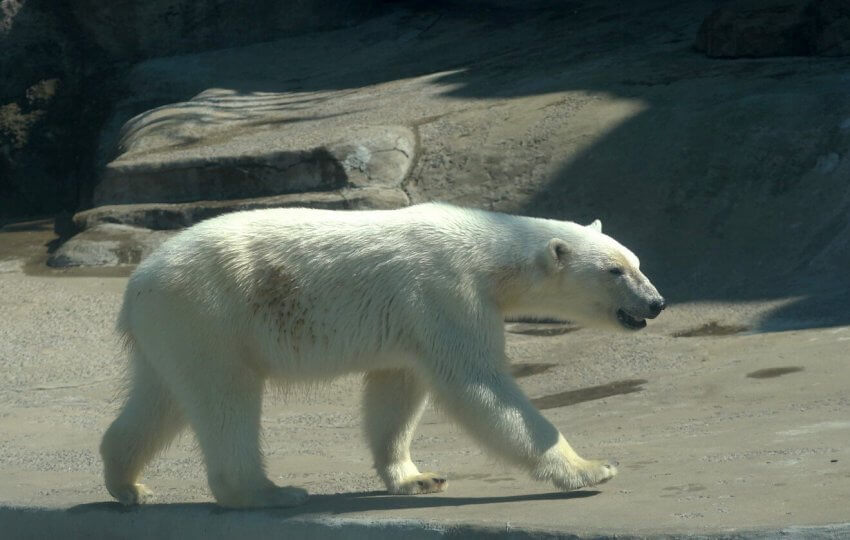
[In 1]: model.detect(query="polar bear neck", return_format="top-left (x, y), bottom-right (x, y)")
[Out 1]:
top-left (395, 203), bottom-right (589, 316)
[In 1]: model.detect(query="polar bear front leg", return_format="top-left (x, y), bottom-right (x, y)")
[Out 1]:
top-left (422, 345), bottom-right (616, 492)
top-left (363, 369), bottom-right (448, 494)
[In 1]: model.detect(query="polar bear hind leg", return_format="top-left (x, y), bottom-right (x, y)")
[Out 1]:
top-left (363, 369), bottom-right (448, 494)
top-left (164, 351), bottom-right (307, 508)
top-left (100, 348), bottom-right (185, 505)
top-left (103, 338), bottom-right (307, 509)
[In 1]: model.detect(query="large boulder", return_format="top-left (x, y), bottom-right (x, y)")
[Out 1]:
top-left (95, 99), bottom-right (415, 205)
top-left (46, 223), bottom-right (175, 268)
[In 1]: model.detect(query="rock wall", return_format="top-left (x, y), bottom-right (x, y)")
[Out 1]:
top-left (695, 0), bottom-right (850, 58)
top-left (5, 0), bottom-right (850, 331)
top-left (69, 0), bottom-right (379, 61)
top-left (48, 0), bottom-right (848, 331)
top-left (0, 0), bottom-right (378, 221)
top-left (0, 0), bottom-right (112, 220)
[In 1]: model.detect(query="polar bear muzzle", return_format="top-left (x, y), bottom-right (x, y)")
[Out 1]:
top-left (616, 308), bottom-right (647, 330)
top-left (616, 298), bottom-right (666, 330)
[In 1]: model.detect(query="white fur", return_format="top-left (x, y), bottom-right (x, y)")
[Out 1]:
top-left (100, 203), bottom-right (662, 507)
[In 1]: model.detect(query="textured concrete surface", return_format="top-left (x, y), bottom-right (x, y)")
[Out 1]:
top-left (1, 225), bottom-right (848, 538)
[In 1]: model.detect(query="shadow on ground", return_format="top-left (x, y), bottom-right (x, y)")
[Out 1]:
top-left (66, 489), bottom-right (598, 517)
top-left (1, 491), bottom-right (602, 540)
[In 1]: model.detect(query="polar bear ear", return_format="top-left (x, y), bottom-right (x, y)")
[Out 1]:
top-left (587, 219), bottom-right (602, 233)
top-left (547, 238), bottom-right (571, 270)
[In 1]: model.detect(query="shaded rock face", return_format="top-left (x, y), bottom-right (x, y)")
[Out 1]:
top-left (0, 0), bottom-right (112, 220)
top-left (695, 0), bottom-right (850, 58)
top-left (0, 0), bottom-right (379, 222)
top-left (96, 147), bottom-right (349, 206)
top-left (814, 0), bottom-right (850, 55)
top-left (69, 0), bottom-right (379, 61)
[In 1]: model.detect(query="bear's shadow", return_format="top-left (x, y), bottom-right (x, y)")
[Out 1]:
top-left (68, 489), bottom-right (599, 517)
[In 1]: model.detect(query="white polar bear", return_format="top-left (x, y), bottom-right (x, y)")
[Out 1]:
top-left (100, 203), bottom-right (665, 508)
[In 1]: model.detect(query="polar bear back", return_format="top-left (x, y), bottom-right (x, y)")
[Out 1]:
top-left (133, 203), bottom-right (586, 300)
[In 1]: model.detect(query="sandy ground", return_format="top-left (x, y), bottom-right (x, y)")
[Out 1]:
top-left (0, 223), bottom-right (848, 538)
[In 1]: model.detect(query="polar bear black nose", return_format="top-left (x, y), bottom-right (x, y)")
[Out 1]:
top-left (648, 299), bottom-right (666, 317)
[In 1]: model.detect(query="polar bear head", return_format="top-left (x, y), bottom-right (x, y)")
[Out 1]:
top-left (529, 219), bottom-right (665, 331)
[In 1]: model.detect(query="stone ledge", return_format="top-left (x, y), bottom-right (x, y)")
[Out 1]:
top-left (76, 187), bottom-right (409, 232)
top-left (51, 187), bottom-right (408, 267)
top-left (96, 121), bottom-right (415, 206)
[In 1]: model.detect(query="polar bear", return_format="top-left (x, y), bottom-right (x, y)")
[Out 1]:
top-left (100, 203), bottom-right (664, 508)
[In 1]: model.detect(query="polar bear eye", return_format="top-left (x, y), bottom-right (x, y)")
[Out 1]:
top-left (608, 267), bottom-right (624, 276)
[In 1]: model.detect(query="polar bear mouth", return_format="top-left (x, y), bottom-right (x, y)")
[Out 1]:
top-left (617, 309), bottom-right (647, 330)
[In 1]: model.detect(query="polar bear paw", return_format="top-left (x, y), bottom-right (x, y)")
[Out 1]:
top-left (585, 459), bottom-right (618, 486)
top-left (390, 472), bottom-right (448, 495)
top-left (110, 483), bottom-right (154, 506)
top-left (537, 456), bottom-right (618, 491)
top-left (567, 459), bottom-right (618, 490)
